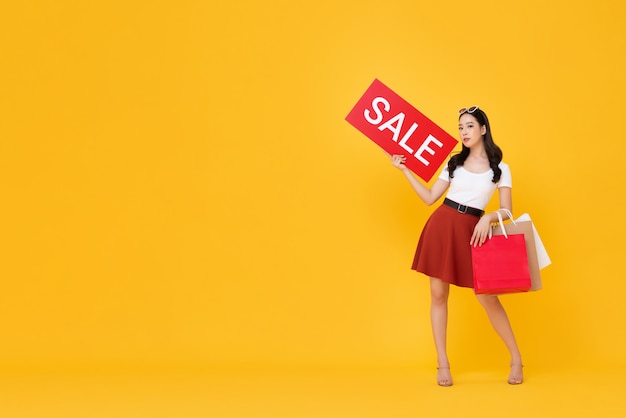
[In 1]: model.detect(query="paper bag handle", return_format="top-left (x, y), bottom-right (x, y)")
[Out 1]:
top-left (498, 208), bottom-right (514, 222)
top-left (489, 208), bottom-right (516, 239)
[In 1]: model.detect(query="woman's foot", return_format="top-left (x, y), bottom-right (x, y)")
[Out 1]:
top-left (437, 366), bottom-right (453, 387)
top-left (508, 364), bottom-right (524, 385)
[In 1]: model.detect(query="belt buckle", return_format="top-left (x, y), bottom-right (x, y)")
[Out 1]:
top-left (457, 204), bottom-right (468, 214)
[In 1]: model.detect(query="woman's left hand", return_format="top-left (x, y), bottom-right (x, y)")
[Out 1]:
top-left (470, 216), bottom-right (492, 247)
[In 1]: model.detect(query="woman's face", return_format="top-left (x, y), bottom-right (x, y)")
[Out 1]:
top-left (458, 113), bottom-right (486, 148)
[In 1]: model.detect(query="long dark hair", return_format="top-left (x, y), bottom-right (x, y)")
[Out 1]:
top-left (447, 108), bottom-right (503, 183)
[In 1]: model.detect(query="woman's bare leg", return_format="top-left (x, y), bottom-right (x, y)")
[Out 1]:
top-left (430, 277), bottom-right (452, 386)
top-left (475, 294), bottom-right (524, 384)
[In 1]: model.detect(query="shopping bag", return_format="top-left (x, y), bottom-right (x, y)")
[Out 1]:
top-left (492, 209), bottom-right (551, 291)
top-left (515, 213), bottom-right (551, 269)
top-left (472, 212), bottom-right (532, 295)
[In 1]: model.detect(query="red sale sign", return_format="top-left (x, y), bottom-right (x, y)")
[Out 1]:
top-left (346, 79), bottom-right (458, 181)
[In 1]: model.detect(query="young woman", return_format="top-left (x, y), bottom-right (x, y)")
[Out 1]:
top-left (390, 106), bottom-right (523, 386)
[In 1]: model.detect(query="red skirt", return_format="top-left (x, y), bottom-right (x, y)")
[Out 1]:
top-left (411, 203), bottom-right (480, 288)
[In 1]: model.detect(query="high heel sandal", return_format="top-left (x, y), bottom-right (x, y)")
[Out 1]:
top-left (508, 364), bottom-right (524, 385)
top-left (437, 366), bottom-right (453, 387)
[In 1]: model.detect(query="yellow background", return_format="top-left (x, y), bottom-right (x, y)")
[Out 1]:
top-left (1, 0), bottom-right (625, 416)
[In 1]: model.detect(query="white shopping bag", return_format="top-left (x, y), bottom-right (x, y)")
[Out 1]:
top-left (515, 213), bottom-right (551, 269)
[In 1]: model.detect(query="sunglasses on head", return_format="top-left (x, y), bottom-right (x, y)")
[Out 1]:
top-left (458, 106), bottom-right (479, 115)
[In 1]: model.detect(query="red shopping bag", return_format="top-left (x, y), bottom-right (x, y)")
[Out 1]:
top-left (471, 233), bottom-right (531, 295)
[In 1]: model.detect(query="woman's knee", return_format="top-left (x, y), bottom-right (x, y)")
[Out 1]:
top-left (430, 277), bottom-right (450, 305)
top-left (476, 294), bottom-right (503, 310)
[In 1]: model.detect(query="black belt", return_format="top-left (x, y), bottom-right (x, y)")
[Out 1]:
top-left (443, 198), bottom-right (484, 217)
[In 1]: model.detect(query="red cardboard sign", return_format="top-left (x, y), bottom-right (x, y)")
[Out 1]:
top-left (346, 79), bottom-right (458, 182)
